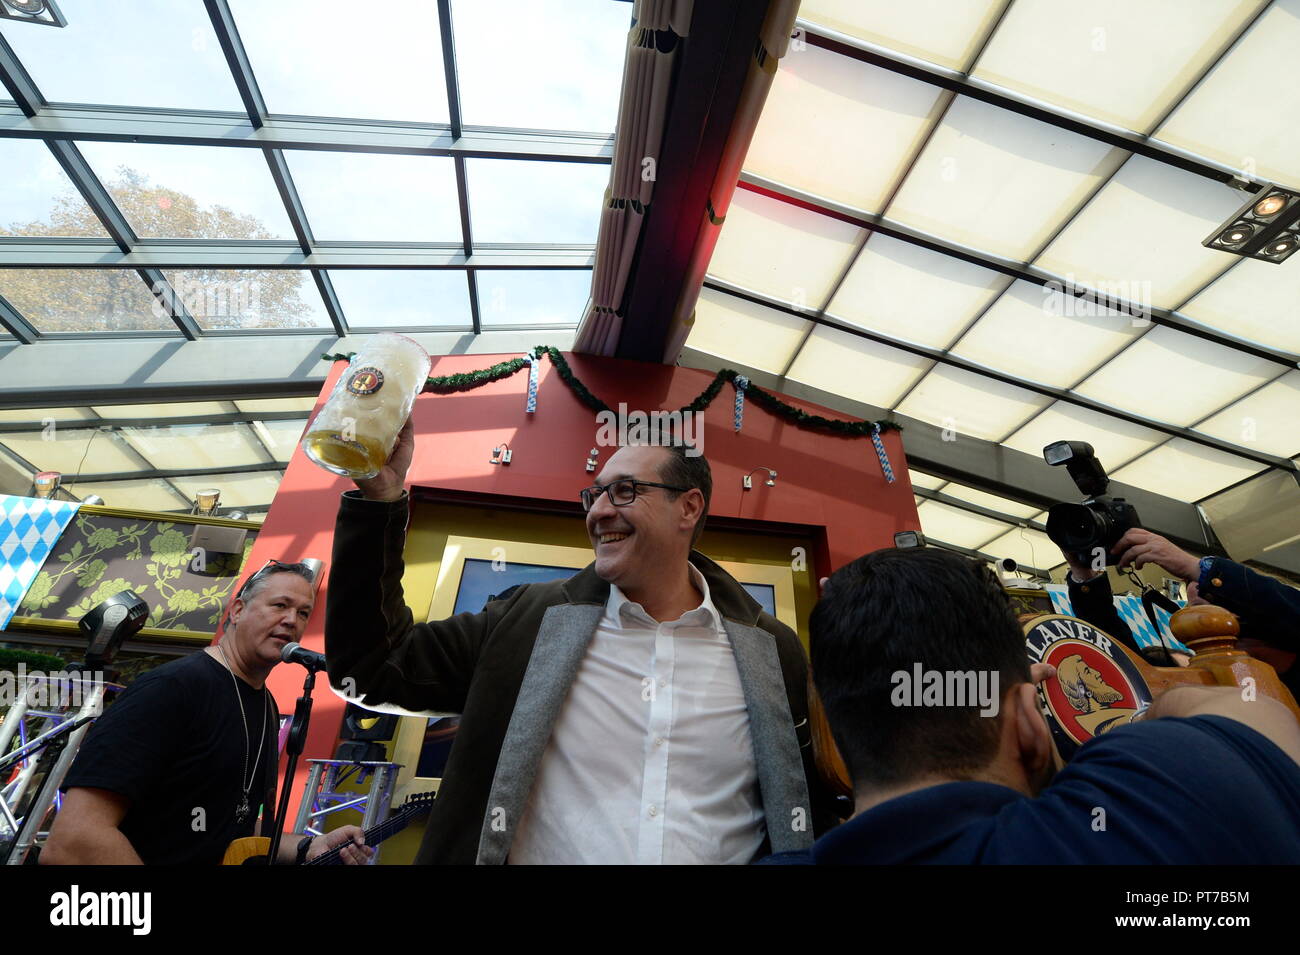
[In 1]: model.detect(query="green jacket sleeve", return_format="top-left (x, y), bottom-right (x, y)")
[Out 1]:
top-left (324, 491), bottom-right (506, 714)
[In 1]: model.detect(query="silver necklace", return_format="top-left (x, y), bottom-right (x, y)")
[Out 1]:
top-left (216, 642), bottom-right (271, 825)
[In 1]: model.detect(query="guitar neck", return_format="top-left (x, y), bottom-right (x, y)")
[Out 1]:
top-left (307, 805), bottom-right (422, 866)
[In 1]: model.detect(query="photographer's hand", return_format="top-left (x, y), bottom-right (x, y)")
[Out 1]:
top-left (354, 417), bottom-right (414, 503)
top-left (1111, 528), bottom-right (1199, 581)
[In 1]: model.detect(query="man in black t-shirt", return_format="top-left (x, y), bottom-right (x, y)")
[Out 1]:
top-left (764, 548), bottom-right (1300, 865)
top-left (43, 562), bottom-right (371, 866)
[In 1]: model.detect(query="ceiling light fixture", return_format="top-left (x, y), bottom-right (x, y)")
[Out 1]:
top-left (0, 0), bottom-right (67, 27)
top-left (1203, 185), bottom-right (1300, 264)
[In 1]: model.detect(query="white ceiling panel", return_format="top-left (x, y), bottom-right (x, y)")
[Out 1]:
top-left (785, 326), bottom-right (932, 408)
top-left (745, 46), bottom-right (943, 212)
top-left (825, 233), bottom-right (1012, 348)
top-left (950, 280), bottom-right (1142, 388)
top-left (120, 424), bottom-right (268, 471)
top-left (1179, 259), bottom-right (1300, 357)
top-left (895, 363), bottom-right (1051, 441)
top-left (1194, 370), bottom-right (1300, 457)
top-left (887, 96), bottom-right (1124, 261)
top-left (1074, 326), bottom-right (1284, 428)
top-left (1003, 401), bottom-right (1165, 470)
top-left (708, 188), bottom-right (864, 307)
top-left (982, 526), bottom-right (1062, 571)
top-left (170, 471), bottom-right (283, 508)
top-left (1034, 157), bottom-right (1247, 310)
top-left (686, 287), bottom-right (811, 375)
top-left (799, 0), bottom-right (1006, 70)
top-left (908, 470), bottom-right (948, 491)
top-left (1155, 0), bottom-right (1300, 187)
top-left (1112, 438), bottom-right (1266, 502)
top-left (971, 0), bottom-right (1263, 132)
top-left (916, 498), bottom-right (1013, 549)
top-left (938, 483), bottom-right (1041, 520)
top-left (69, 478), bottom-right (186, 513)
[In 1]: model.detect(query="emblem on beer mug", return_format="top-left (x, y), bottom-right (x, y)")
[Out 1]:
top-left (346, 367), bottom-right (384, 396)
top-left (1024, 615), bottom-right (1151, 761)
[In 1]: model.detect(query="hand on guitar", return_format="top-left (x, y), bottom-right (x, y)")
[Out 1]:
top-left (306, 825), bottom-right (373, 865)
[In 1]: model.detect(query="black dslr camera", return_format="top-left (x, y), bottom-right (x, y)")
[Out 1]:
top-left (1042, 441), bottom-right (1140, 566)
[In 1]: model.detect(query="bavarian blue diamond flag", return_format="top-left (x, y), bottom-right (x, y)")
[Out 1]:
top-left (0, 495), bottom-right (81, 630)
top-left (1046, 583), bottom-right (1191, 656)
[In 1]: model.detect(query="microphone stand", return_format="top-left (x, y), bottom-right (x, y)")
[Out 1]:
top-left (267, 666), bottom-right (315, 865)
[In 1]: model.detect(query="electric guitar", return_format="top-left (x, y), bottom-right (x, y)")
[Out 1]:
top-left (221, 791), bottom-right (435, 865)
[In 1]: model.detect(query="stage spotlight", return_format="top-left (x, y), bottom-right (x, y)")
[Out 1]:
top-left (32, 471), bottom-right (61, 499)
top-left (0, 0), bottom-right (66, 27)
top-left (1203, 185), bottom-right (1300, 264)
top-left (192, 488), bottom-right (221, 516)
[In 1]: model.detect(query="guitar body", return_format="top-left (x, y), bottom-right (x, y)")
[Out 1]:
top-left (222, 836), bottom-right (271, 866)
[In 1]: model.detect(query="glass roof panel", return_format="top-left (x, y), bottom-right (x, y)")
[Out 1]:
top-left (982, 526), bottom-right (1061, 571)
top-left (328, 269), bottom-right (472, 329)
top-left (452, 0), bottom-right (629, 134)
top-left (0, 428), bottom-right (141, 475)
top-left (466, 159), bottom-right (607, 244)
top-left (0, 0), bottom-right (243, 111)
top-left (249, 419), bottom-right (308, 464)
top-left (68, 478), bottom-right (187, 513)
top-left (1033, 157), bottom-right (1246, 310)
top-left (1073, 326), bottom-right (1284, 429)
top-left (908, 470), bottom-right (947, 491)
top-left (76, 142), bottom-right (294, 240)
top-left (1154, 0), bottom-right (1300, 187)
top-left (1112, 438), bottom-right (1266, 502)
top-left (234, 398), bottom-right (318, 414)
top-left (1194, 370), bottom-right (1300, 458)
top-left (938, 483), bottom-right (1041, 520)
top-left (0, 407), bottom-right (93, 423)
top-left (707, 188), bottom-right (864, 306)
top-left (92, 402), bottom-right (228, 419)
top-left (685, 287), bottom-right (811, 375)
top-left (915, 499), bottom-right (1012, 549)
top-left (119, 423), bottom-right (269, 471)
top-left (886, 96), bottom-right (1124, 261)
top-left (950, 280), bottom-right (1142, 388)
top-left (228, 0), bottom-right (448, 122)
top-left (744, 45), bottom-right (943, 212)
top-left (799, 0), bottom-right (1005, 70)
top-left (1179, 258), bottom-right (1300, 357)
top-left (476, 270), bottom-right (590, 328)
top-left (170, 471), bottom-right (283, 509)
top-left (895, 364), bottom-right (1052, 442)
top-left (284, 150), bottom-right (461, 243)
top-left (164, 270), bottom-right (331, 331)
top-left (1002, 401), bottom-right (1165, 471)
top-left (0, 269), bottom-right (176, 333)
top-left (0, 139), bottom-right (108, 238)
top-left (971, 0), bottom-right (1260, 132)
top-left (784, 326), bottom-right (932, 408)
top-left (825, 234), bottom-right (1011, 350)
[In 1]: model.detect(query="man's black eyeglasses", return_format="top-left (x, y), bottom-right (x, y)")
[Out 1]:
top-left (580, 479), bottom-right (690, 512)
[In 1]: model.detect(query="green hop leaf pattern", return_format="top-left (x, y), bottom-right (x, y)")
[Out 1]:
top-left (149, 527), bottom-right (190, 568)
top-left (166, 590), bottom-right (200, 613)
top-left (75, 558), bottom-right (107, 588)
top-left (19, 571), bottom-right (57, 612)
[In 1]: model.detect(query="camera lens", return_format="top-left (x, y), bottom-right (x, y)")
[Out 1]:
top-left (1046, 502), bottom-right (1110, 553)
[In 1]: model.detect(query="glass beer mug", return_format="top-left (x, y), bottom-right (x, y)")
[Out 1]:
top-left (302, 333), bottom-right (431, 479)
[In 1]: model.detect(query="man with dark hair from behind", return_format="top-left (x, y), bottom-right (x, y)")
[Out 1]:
top-left (767, 547), bottom-right (1300, 864)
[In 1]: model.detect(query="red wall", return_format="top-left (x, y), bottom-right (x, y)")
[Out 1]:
top-left (236, 352), bottom-right (919, 824)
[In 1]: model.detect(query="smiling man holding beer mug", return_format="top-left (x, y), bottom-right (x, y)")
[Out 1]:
top-left (323, 410), bottom-right (831, 864)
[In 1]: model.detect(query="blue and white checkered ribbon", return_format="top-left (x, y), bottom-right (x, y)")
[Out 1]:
top-left (1045, 584), bottom-right (1192, 655)
top-left (732, 375), bottom-right (748, 432)
top-left (0, 495), bottom-right (81, 630)
top-left (871, 423), bottom-right (895, 484)
top-left (524, 354), bottom-right (539, 414)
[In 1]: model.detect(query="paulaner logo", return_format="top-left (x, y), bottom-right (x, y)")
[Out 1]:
top-left (49, 885), bottom-right (151, 936)
top-left (890, 664), bottom-right (1000, 717)
top-left (594, 403), bottom-right (703, 456)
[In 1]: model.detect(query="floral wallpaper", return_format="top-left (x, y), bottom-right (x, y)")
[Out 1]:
top-left (17, 510), bottom-right (255, 634)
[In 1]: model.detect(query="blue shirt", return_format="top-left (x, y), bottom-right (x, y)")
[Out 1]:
top-left (764, 716), bottom-right (1300, 864)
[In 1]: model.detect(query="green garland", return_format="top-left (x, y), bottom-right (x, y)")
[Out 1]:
top-left (321, 348), bottom-right (900, 439)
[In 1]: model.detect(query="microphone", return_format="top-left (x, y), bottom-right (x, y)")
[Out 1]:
top-left (280, 642), bottom-right (328, 672)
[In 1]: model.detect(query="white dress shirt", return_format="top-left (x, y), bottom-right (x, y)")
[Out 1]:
top-left (509, 563), bottom-right (765, 864)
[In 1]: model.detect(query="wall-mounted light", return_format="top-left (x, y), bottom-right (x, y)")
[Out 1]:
top-left (192, 488), bottom-right (221, 516)
top-left (585, 448), bottom-right (600, 473)
top-left (893, 530), bottom-right (927, 549)
top-left (742, 467), bottom-right (777, 490)
top-left (1202, 185), bottom-right (1300, 264)
top-left (32, 471), bottom-right (61, 499)
top-left (227, 510), bottom-right (249, 522)
top-left (0, 0), bottom-right (67, 27)
top-left (81, 494), bottom-right (105, 506)
top-left (489, 443), bottom-right (512, 465)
